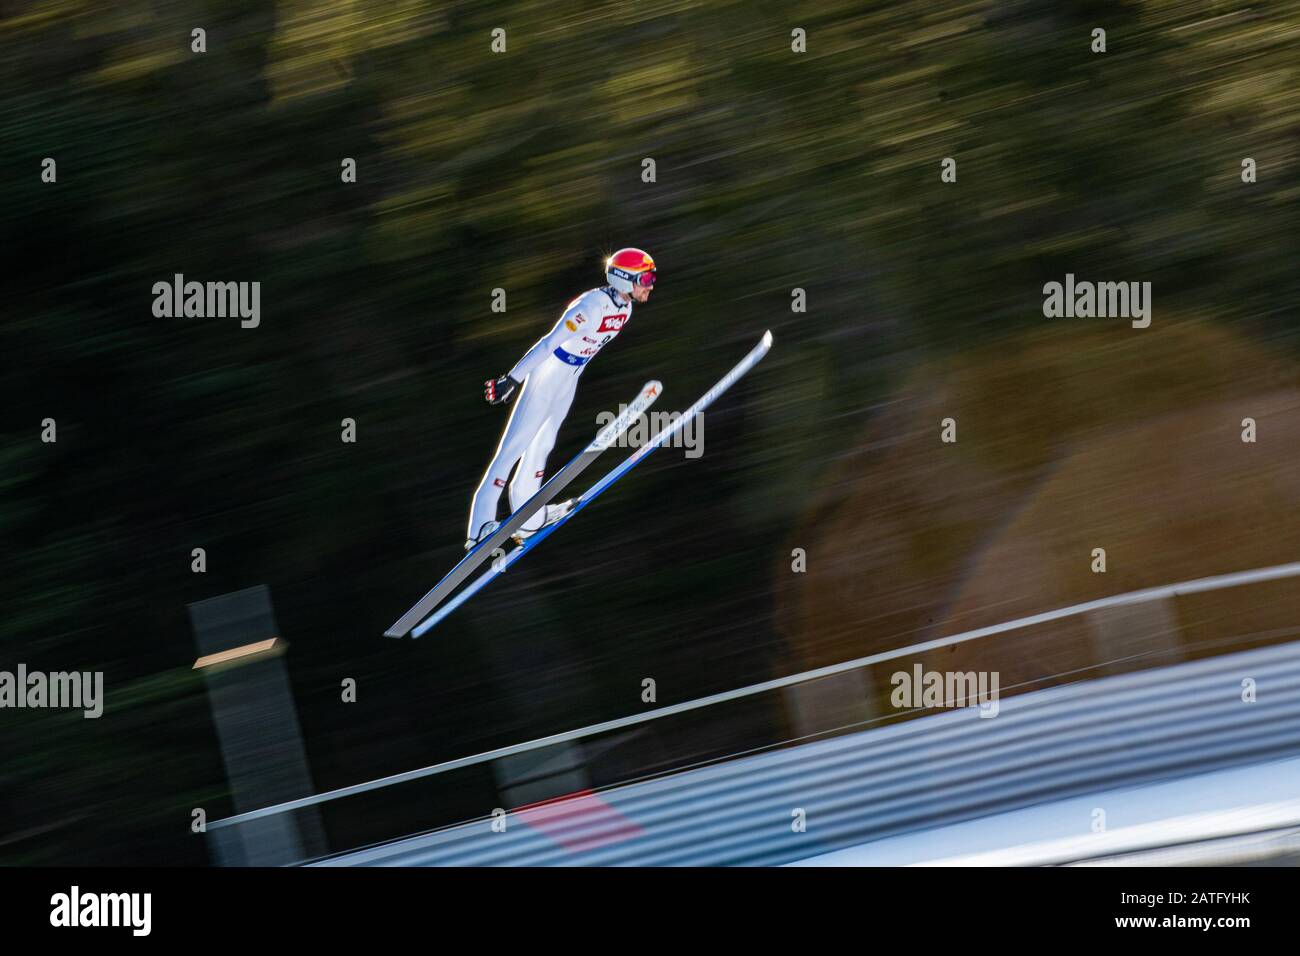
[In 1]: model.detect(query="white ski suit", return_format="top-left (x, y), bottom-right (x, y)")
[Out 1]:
top-left (467, 286), bottom-right (634, 538)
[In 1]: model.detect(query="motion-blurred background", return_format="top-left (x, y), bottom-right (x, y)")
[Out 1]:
top-left (2, 0), bottom-right (1298, 864)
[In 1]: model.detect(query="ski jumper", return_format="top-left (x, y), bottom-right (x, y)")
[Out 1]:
top-left (468, 287), bottom-right (633, 537)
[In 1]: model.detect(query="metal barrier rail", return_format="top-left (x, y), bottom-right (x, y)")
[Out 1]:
top-left (208, 559), bottom-right (1300, 832)
top-left (320, 640), bottom-right (1300, 866)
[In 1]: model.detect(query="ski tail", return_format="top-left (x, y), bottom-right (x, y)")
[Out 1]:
top-left (384, 379), bottom-right (662, 637)
top-left (410, 331), bottom-right (773, 637)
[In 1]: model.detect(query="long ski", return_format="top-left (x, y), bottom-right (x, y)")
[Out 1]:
top-left (385, 379), bottom-right (662, 637)
top-left (410, 330), bottom-right (773, 637)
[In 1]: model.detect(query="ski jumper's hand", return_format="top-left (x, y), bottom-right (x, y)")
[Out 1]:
top-left (485, 375), bottom-right (519, 405)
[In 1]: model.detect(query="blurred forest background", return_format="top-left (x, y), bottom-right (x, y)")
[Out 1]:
top-left (2, 0), bottom-right (1298, 864)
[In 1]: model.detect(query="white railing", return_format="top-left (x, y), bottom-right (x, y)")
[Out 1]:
top-left (208, 559), bottom-right (1300, 832)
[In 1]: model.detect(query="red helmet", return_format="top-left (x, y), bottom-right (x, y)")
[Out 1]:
top-left (605, 248), bottom-right (656, 294)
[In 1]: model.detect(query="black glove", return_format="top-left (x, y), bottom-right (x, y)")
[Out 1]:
top-left (485, 375), bottom-right (519, 406)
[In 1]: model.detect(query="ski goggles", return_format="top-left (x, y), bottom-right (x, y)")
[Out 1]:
top-left (611, 266), bottom-right (657, 288)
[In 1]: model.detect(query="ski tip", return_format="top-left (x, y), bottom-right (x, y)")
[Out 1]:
top-left (642, 379), bottom-right (663, 400)
top-left (761, 329), bottom-right (773, 348)
top-left (383, 628), bottom-right (405, 639)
